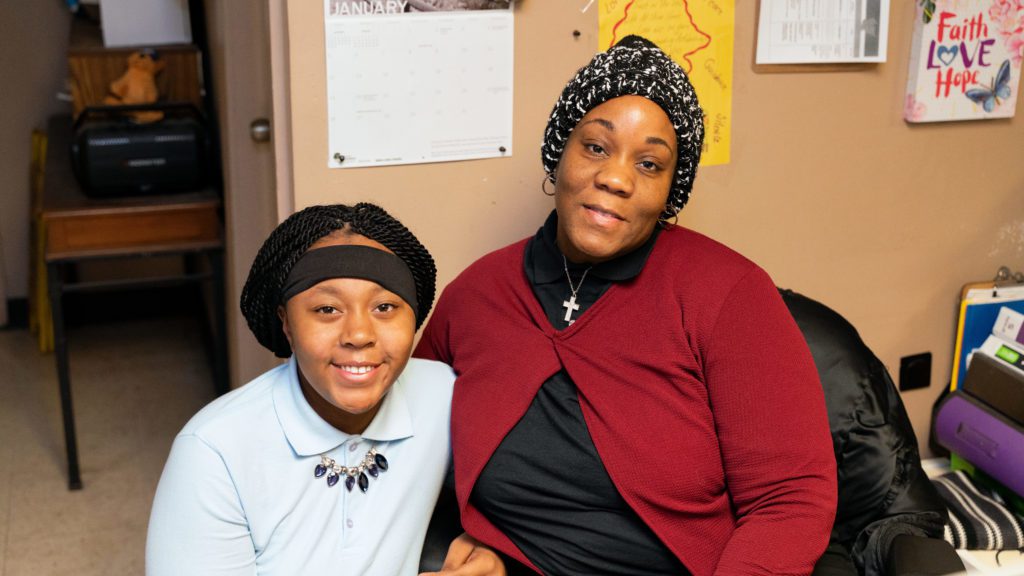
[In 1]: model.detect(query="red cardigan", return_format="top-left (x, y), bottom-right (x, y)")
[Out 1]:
top-left (415, 226), bottom-right (837, 575)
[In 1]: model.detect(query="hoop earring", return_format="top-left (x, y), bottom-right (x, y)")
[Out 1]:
top-left (541, 173), bottom-right (556, 197)
top-left (658, 212), bottom-right (679, 229)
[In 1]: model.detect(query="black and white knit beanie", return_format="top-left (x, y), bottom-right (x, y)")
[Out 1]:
top-left (541, 35), bottom-right (705, 219)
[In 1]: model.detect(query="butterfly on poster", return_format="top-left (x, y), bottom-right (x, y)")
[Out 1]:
top-left (965, 59), bottom-right (1013, 112)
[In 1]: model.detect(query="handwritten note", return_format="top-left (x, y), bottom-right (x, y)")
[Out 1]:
top-left (599, 0), bottom-right (735, 166)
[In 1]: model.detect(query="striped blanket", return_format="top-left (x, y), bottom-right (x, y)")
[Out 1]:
top-left (932, 470), bottom-right (1024, 551)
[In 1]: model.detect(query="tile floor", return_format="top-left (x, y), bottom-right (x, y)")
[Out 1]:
top-left (0, 316), bottom-right (215, 575)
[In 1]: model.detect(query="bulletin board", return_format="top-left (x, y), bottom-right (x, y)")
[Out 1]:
top-left (279, 2), bottom-right (1024, 458)
top-left (284, 1), bottom-right (602, 288)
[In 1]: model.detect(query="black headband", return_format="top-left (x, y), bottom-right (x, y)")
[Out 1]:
top-left (280, 245), bottom-right (418, 311)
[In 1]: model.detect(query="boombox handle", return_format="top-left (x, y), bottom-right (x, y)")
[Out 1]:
top-left (74, 101), bottom-right (207, 131)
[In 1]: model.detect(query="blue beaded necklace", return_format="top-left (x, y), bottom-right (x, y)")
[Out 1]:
top-left (314, 448), bottom-right (389, 492)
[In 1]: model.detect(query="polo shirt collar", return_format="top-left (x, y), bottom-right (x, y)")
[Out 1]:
top-left (527, 209), bottom-right (661, 285)
top-left (274, 357), bottom-right (414, 457)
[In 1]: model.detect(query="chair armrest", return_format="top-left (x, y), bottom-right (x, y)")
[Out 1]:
top-left (886, 534), bottom-right (966, 576)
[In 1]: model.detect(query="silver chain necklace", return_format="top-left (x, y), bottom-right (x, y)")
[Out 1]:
top-left (561, 254), bottom-right (593, 326)
top-left (314, 448), bottom-right (388, 493)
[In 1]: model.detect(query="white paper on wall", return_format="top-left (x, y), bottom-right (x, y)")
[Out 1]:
top-left (756, 0), bottom-right (890, 64)
top-left (100, 0), bottom-right (192, 48)
top-left (324, 2), bottom-right (514, 168)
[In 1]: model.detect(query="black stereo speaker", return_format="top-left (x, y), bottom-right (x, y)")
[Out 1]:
top-left (71, 103), bottom-right (210, 198)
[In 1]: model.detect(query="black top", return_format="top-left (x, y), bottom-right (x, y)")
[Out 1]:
top-left (470, 212), bottom-right (687, 575)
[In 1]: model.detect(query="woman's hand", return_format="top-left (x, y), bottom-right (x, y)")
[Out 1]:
top-left (419, 533), bottom-right (506, 576)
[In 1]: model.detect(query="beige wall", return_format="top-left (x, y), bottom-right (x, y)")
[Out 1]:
top-left (284, 3), bottom-right (1024, 454)
top-left (0, 3), bottom-right (72, 300)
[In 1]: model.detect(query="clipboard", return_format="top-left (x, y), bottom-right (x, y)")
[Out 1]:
top-left (950, 268), bottom-right (1024, 391)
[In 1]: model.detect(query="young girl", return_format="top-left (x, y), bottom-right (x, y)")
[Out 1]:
top-left (147, 203), bottom-right (501, 575)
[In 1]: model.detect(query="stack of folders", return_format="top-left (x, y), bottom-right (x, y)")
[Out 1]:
top-left (936, 306), bottom-right (1024, 498)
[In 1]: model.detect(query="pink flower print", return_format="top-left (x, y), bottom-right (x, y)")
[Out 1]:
top-left (987, 0), bottom-right (1024, 67)
top-left (905, 94), bottom-right (927, 121)
top-left (988, 0), bottom-right (1023, 35)
top-left (1009, 34), bottom-right (1024, 66)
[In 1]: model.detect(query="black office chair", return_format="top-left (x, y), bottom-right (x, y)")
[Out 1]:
top-left (781, 289), bottom-right (965, 576)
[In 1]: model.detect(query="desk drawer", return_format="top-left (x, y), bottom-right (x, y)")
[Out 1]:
top-left (46, 205), bottom-right (221, 259)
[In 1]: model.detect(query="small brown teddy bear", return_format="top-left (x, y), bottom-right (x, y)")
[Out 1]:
top-left (104, 50), bottom-right (166, 123)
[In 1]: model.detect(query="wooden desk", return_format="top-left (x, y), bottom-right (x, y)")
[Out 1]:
top-left (42, 114), bottom-right (228, 490)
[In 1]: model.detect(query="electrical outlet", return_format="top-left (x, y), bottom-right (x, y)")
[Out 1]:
top-left (899, 352), bottom-right (932, 391)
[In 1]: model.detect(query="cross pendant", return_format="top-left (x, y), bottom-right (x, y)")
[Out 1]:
top-left (562, 295), bottom-right (580, 325)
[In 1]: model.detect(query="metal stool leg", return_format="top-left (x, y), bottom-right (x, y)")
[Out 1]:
top-left (47, 261), bottom-right (82, 490)
top-left (209, 249), bottom-right (229, 396)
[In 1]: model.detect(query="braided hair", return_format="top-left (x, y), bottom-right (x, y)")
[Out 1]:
top-left (240, 203), bottom-right (437, 358)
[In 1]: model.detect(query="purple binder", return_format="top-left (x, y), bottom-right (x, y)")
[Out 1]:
top-left (935, 392), bottom-right (1024, 498)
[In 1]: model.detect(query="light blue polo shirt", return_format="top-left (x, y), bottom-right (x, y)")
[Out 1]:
top-left (146, 357), bottom-right (455, 576)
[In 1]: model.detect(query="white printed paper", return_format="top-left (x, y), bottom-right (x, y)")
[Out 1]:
top-left (755, 0), bottom-right (890, 64)
top-left (324, 1), bottom-right (514, 168)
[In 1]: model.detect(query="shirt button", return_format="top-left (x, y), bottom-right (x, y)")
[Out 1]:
top-left (349, 443), bottom-right (359, 452)
top-left (346, 518), bottom-right (354, 528)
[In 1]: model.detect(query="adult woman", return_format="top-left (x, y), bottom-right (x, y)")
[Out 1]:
top-left (415, 36), bottom-right (837, 575)
top-left (147, 203), bottom-right (501, 575)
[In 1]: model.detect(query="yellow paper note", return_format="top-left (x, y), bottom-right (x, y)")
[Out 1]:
top-left (599, 0), bottom-right (734, 166)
